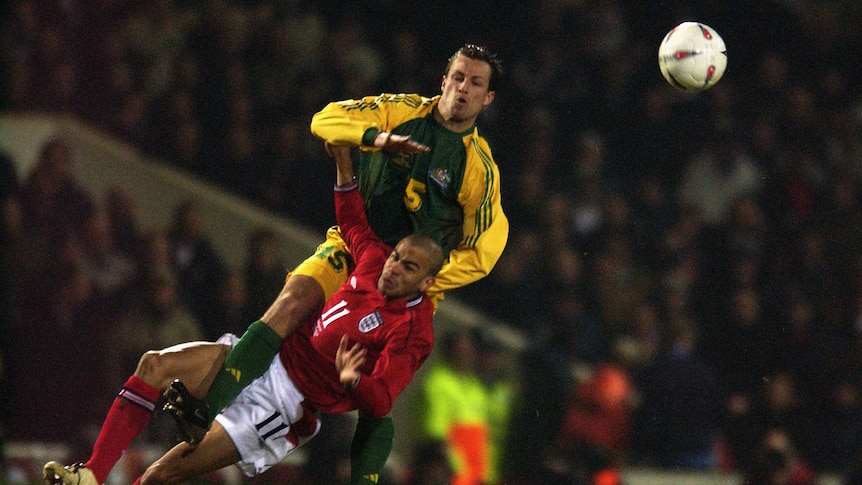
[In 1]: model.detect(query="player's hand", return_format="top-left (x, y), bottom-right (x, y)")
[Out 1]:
top-left (373, 132), bottom-right (430, 154)
top-left (336, 335), bottom-right (366, 390)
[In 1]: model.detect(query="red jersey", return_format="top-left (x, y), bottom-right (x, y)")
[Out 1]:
top-left (280, 184), bottom-right (435, 418)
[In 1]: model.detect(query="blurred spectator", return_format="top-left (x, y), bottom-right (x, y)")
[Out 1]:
top-left (135, 228), bottom-right (175, 284)
top-left (723, 195), bottom-right (770, 263)
top-left (326, 15), bottom-right (385, 95)
top-left (106, 268), bottom-right (204, 389)
top-left (0, 153), bottom-right (20, 477)
top-left (204, 269), bottom-right (249, 341)
top-left (544, 286), bottom-right (607, 367)
top-left (104, 184), bottom-right (143, 260)
top-left (8, 255), bottom-right (110, 447)
top-left (167, 200), bottom-right (227, 335)
top-left (79, 210), bottom-right (137, 301)
top-left (0, 152), bottom-right (21, 327)
top-left (456, 229), bottom-right (544, 328)
top-left (612, 298), bottom-right (663, 372)
top-left (502, 341), bottom-right (575, 485)
top-left (741, 428), bottom-right (816, 485)
top-left (254, 118), bottom-right (332, 229)
top-left (243, 227), bottom-right (287, 320)
top-left (632, 317), bottom-right (722, 469)
top-left (413, 328), bottom-right (498, 485)
top-left (407, 441), bottom-right (452, 485)
top-left (210, 93), bottom-right (262, 193)
top-left (790, 228), bottom-right (845, 329)
top-left (810, 377), bottom-right (862, 474)
top-left (475, 330), bottom-right (516, 485)
top-left (677, 130), bottom-right (762, 228)
top-left (590, 235), bottom-right (653, 336)
top-left (552, 363), bottom-right (632, 484)
top-left (18, 138), bottom-right (96, 269)
top-left (630, 176), bottom-right (676, 270)
top-left (726, 372), bottom-right (814, 476)
top-left (0, 152), bottom-right (17, 200)
top-left (773, 290), bottom-right (841, 408)
top-left (711, 284), bottom-right (780, 401)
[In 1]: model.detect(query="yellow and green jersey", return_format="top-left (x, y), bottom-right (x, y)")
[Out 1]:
top-left (310, 93), bottom-right (508, 296)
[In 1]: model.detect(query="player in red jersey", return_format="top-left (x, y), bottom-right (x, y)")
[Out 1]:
top-left (44, 145), bottom-right (444, 485)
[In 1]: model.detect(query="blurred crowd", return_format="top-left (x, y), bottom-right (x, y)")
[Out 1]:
top-left (3, 0), bottom-right (862, 484)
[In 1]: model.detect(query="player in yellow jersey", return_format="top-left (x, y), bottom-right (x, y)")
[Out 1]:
top-left (205, 43), bottom-right (508, 485)
top-left (44, 45), bottom-right (507, 485)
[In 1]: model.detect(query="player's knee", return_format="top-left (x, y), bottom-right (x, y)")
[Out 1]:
top-left (134, 350), bottom-right (171, 388)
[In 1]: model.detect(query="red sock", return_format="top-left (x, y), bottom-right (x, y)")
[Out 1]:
top-left (85, 376), bottom-right (160, 483)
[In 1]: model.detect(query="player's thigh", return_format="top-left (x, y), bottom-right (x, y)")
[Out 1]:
top-left (140, 421), bottom-right (239, 485)
top-left (262, 228), bottom-right (351, 333)
top-left (136, 341), bottom-right (231, 394)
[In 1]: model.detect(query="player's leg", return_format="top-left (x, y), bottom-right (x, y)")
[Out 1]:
top-left (195, 228), bottom-right (351, 422)
top-left (146, 354), bottom-right (319, 485)
top-left (350, 415), bottom-right (395, 485)
top-left (44, 342), bottom-right (230, 485)
top-left (136, 340), bottom-right (232, 394)
top-left (137, 421), bottom-right (239, 485)
top-left (196, 274), bottom-right (321, 421)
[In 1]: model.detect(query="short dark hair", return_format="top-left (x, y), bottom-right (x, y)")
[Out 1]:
top-left (446, 44), bottom-right (503, 92)
top-left (404, 233), bottom-right (446, 276)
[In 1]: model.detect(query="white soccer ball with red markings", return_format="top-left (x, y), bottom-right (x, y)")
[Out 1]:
top-left (658, 21), bottom-right (727, 92)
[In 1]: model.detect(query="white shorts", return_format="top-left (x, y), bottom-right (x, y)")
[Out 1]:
top-left (214, 335), bottom-right (321, 476)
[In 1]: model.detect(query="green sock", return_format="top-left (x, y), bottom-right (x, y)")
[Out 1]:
top-left (203, 320), bottom-right (282, 420)
top-left (350, 416), bottom-right (394, 485)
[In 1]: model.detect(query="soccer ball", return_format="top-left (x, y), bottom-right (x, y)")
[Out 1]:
top-left (658, 21), bottom-right (727, 92)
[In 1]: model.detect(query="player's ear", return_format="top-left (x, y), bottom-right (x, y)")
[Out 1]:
top-left (419, 275), bottom-right (435, 294)
top-left (483, 90), bottom-right (495, 107)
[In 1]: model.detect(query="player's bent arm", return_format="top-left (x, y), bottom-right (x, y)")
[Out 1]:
top-left (310, 94), bottom-right (435, 147)
top-left (430, 150), bottom-right (508, 293)
top-left (348, 336), bottom-right (433, 418)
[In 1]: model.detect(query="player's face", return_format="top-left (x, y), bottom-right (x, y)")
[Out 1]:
top-left (437, 55), bottom-right (495, 129)
top-left (378, 240), bottom-right (434, 300)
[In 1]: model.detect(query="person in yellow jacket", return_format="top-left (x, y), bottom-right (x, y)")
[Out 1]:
top-left (416, 328), bottom-right (513, 485)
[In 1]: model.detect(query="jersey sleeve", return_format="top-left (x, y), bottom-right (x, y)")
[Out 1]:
top-left (430, 135), bottom-right (509, 294)
top-left (334, 182), bottom-right (387, 262)
top-left (349, 310), bottom-right (434, 417)
top-left (310, 93), bottom-right (434, 146)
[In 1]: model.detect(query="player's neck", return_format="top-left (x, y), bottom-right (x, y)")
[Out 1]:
top-left (433, 107), bottom-right (476, 134)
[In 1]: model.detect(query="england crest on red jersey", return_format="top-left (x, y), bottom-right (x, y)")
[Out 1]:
top-left (358, 311), bottom-right (383, 333)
